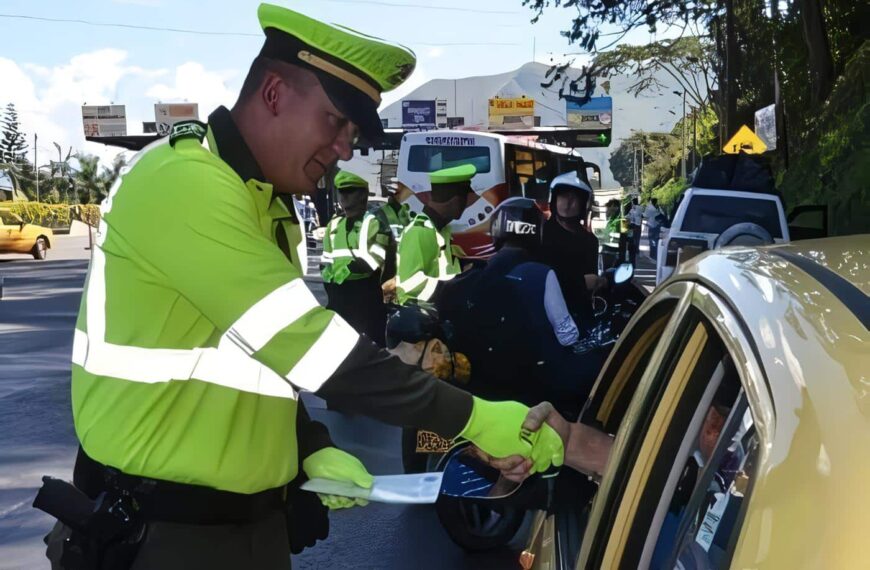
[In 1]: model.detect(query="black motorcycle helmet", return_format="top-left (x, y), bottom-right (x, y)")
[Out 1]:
top-left (548, 171), bottom-right (593, 225)
top-left (489, 197), bottom-right (544, 250)
top-left (385, 304), bottom-right (447, 350)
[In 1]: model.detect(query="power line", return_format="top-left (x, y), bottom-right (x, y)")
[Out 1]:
top-left (0, 13), bottom-right (522, 46)
top-left (321, 0), bottom-right (520, 14)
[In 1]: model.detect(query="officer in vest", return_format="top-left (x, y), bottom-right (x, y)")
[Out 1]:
top-left (396, 164), bottom-right (474, 306)
top-left (373, 182), bottom-right (412, 281)
top-left (39, 5), bottom-right (563, 568)
top-left (321, 169), bottom-right (390, 346)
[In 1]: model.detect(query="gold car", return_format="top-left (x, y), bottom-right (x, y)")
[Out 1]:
top-left (522, 235), bottom-right (868, 570)
top-left (0, 207), bottom-right (53, 260)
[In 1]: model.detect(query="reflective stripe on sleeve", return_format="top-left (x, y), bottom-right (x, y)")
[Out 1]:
top-left (72, 329), bottom-right (298, 399)
top-left (285, 314), bottom-right (359, 392)
top-left (223, 279), bottom-right (319, 354)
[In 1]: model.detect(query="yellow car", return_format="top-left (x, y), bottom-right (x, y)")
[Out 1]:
top-left (0, 207), bottom-right (53, 260)
top-left (521, 235), bottom-right (869, 570)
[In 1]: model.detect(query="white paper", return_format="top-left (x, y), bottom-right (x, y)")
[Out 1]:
top-left (300, 472), bottom-right (444, 504)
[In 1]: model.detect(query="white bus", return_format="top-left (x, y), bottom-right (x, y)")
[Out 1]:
top-left (396, 130), bottom-right (598, 258)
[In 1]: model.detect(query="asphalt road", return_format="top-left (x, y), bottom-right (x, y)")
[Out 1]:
top-left (0, 236), bottom-right (522, 570)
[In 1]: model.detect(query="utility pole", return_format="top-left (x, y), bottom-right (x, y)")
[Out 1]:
top-left (34, 133), bottom-right (39, 203)
top-left (692, 109), bottom-right (698, 172)
top-left (681, 91), bottom-right (687, 179)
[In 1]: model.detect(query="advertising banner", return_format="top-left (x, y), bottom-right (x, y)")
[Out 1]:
top-left (488, 97), bottom-right (534, 127)
top-left (155, 103), bottom-right (200, 136)
top-left (754, 104), bottom-right (777, 151)
top-left (566, 97), bottom-right (613, 130)
top-left (402, 100), bottom-right (437, 131)
top-left (82, 105), bottom-right (127, 137)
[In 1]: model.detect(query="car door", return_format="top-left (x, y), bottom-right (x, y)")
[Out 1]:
top-left (575, 282), bottom-right (773, 570)
top-left (521, 282), bottom-right (690, 570)
top-left (0, 210), bottom-right (24, 252)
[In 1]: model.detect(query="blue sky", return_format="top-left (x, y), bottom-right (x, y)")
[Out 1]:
top-left (0, 0), bottom-right (665, 164)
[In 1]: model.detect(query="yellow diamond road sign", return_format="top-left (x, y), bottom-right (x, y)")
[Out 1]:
top-left (723, 124), bottom-right (768, 154)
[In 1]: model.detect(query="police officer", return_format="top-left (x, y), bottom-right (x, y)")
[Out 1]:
top-left (396, 164), bottom-right (474, 305)
top-left (373, 184), bottom-right (412, 281)
top-left (321, 169), bottom-right (390, 346)
top-left (43, 5), bottom-right (562, 569)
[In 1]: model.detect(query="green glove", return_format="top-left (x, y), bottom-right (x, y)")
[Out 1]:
top-left (459, 397), bottom-right (564, 474)
top-left (302, 447), bottom-right (373, 510)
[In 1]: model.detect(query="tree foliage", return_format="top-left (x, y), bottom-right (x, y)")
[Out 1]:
top-left (1, 103), bottom-right (28, 164)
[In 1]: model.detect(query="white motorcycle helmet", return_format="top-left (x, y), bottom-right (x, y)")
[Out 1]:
top-left (548, 171), bottom-right (593, 223)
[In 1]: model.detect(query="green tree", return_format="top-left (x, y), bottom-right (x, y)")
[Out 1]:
top-left (73, 153), bottom-right (104, 204)
top-left (0, 103), bottom-right (28, 163)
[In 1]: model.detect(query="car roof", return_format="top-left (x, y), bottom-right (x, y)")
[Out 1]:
top-left (673, 235), bottom-right (870, 565)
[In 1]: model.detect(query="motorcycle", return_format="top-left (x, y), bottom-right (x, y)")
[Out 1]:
top-left (385, 263), bottom-right (644, 551)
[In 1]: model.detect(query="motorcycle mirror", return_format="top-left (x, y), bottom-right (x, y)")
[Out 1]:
top-left (438, 446), bottom-right (523, 500)
top-left (613, 263), bottom-right (634, 285)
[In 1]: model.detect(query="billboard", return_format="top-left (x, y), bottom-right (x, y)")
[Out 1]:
top-left (436, 99), bottom-right (448, 129)
top-left (155, 103), bottom-right (200, 136)
top-left (82, 105), bottom-right (127, 137)
top-left (754, 104), bottom-right (777, 151)
top-left (488, 97), bottom-right (534, 128)
top-left (566, 97), bottom-right (613, 130)
top-left (402, 100), bottom-right (437, 131)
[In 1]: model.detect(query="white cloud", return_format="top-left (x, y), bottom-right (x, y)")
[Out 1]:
top-left (0, 51), bottom-right (238, 168)
top-left (145, 62), bottom-right (238, 118)
top-left (426, 47), bottom-right (445, 59)
top-left (111, 0), bottom-right (163, 6)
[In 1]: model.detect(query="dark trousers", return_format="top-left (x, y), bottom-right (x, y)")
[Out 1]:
top-left (46, 511), bottom-right (291, 570)
top-left (324, 273), bottom-right (387, 346)
top-left (629, 224), bottom-right (641, 259)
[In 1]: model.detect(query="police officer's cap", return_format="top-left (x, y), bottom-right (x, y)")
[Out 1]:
top-left (257, 3), bottom-right (416, 141)
top-left (334, 170), bottom-right (369, 192)
top-left (429, 164), bottom-right (476, 200)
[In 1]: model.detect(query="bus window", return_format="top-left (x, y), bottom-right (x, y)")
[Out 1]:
top-left (407, 145), bottom-right (492, 174)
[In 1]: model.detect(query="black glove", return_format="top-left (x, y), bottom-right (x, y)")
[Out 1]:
top-left (285, 481), bottom-right (329, 555)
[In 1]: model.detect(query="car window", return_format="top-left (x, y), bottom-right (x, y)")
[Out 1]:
top-left (0, 211), bottom-right (19, 225)
top-left (646, 356), bottom-right (749, 570)
top-left (584, 307), bottom-right (743, 569)
top-left (407, 145), bottom-right (492, 174)
top-left (584, 298), bottom-right (680, 434)
top-left (682, 195), bottom-right (783, 238)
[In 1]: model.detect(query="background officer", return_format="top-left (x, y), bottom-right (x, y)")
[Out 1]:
top-left (396, 164), bottom-right (474, 305)
top-left (321, 169), bottom-right (390, 346)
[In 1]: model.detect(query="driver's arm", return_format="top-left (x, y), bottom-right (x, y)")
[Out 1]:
top-left (543, 270), bottom-right (580, 346)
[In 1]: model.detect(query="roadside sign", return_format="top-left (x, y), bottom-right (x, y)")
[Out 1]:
top-left (155, 103), bottom-right (200, 136)
top-left (488, 97), bottom-right (534, 128)
top-left (402, 100), bottom-right (437, 131)
top-left (754, 104), bottom-right (777, 151)
top-left (723, 125), bottom-right (767, 154)
top-left (82, 105), bottom-right (127, 137)
top-left (566, 96), bottom-right (613, 130)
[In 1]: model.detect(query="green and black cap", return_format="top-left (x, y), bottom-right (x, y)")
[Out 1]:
top-left (257, 3), bottom-right (416, 141)
top-left (429, 164), bottom-right (477, 199)
top-left (334, 169), bottom-right (369, 192)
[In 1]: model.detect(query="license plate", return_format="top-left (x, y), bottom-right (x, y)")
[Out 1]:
top-left (415, 430), bottom-right (452, 453)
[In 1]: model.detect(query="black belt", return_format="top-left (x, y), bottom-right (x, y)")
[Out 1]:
top-left (73, 447), bottom-right (287, 526)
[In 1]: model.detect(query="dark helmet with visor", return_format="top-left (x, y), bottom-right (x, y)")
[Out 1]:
top-left (489, 197), bottom-right (544, 250)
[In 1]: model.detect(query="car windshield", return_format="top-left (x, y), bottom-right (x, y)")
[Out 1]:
top-left (407, 145), bottom-right (491, 174)
top-left (682, 194), bottom-right (783, 238)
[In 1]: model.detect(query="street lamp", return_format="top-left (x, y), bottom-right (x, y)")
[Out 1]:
top-left (673, 90), bottom-right (687, 179)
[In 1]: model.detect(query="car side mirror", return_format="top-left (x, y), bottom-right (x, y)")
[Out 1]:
top-left (613, 263), bottom-right (634, 284)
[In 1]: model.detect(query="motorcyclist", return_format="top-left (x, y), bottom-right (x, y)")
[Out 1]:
top-left (438, 197), bottom-right (604, 419)
top-left (540, 171), bottom-right (605, 320)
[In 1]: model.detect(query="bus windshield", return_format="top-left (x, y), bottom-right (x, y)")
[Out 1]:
top-left (407, 145), bottom-right (492, 174)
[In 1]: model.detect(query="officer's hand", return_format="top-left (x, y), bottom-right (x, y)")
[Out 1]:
top-left (302, 447), bottom-right (373, 510)
top-left (459, 397), bottom-right (564, 474)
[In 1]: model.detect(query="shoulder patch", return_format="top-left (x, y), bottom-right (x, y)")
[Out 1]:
top-left (169, 120), bottom-right (208, 147)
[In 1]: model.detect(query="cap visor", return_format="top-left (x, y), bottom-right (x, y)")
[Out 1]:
top-left (314, 70), bottom-right (385, 143)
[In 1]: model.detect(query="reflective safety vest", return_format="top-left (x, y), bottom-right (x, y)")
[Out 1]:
top-left (70, 128), bottom-right (360, 494)
top-left (321, 213), bottom-right (388, 284)
top-left (376, 200), bottom-right (412, 240)
top-left (272, 195), bottom-right (308, 275)
top-left (395, 213), bottom-right (462, 305)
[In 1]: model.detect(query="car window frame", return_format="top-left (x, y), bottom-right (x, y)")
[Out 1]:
top-left (576, 282), bottom-right (775, 570)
